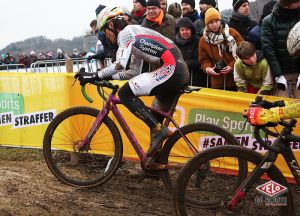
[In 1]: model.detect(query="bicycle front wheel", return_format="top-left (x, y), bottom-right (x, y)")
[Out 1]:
top-left (43, 106), bottom-right (123, 187)
top-left (160, 123), bottom-right (244, 194)
top-left (175, 145), bottom-right (294, 216)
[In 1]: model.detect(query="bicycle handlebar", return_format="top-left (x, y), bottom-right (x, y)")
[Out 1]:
top-left (249, 96), bottom-right (298, 153)
top-left (252, 96), bottom-right (285, 109)
top-left (80, 80), bottom-right (119, 103)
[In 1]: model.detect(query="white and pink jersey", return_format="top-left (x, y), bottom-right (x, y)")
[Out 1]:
top-left (98, 25), bottom-right (188, 96)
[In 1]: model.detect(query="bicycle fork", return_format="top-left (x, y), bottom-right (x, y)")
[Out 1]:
top-left (227, 150), bottom-right (279, 209)
top-left (78, 106), bottom-right (109, 151)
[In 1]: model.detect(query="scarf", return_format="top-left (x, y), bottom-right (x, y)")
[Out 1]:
top-left (132, 7), bottom-right (146, 18)
top-left (146, 9), bottom-right (164, 26)
top-left (203, 24), bottom-right (238, 59)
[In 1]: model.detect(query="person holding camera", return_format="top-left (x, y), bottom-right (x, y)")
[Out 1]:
top-left (234, 41), bottom-right (273, 95)
top-left (198, 8), bottom-right (244, 90)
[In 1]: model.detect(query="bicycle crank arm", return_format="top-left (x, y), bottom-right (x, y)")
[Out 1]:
top-left (227, 190), bottom-right (246, 209)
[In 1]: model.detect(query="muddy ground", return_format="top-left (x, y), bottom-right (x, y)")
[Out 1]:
top-left (0, 147), bottom-right (298, 216)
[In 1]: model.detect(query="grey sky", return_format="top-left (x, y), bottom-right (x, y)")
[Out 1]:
top-left (0, 0), bottom-right (232, 50)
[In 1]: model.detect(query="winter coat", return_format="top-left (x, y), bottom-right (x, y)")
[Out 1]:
top-left (175, 18), bottom-right (204, 86)
top-left (234, 51), bottom-right (273, 92)
top-left (183, 10), bottom-right (200, 23)
top-left (198, 27), bottom-right (244, 89)
top-left (228, 12), bottom-right (257, 40)
top-left (141, 13), bottom-right (176, 42)
top-left (261, 3), bottom-right (300, 78)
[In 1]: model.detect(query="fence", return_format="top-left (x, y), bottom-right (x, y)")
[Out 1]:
top-left (0, 64), bottom-right (27, 72)
top-left (0, 58), bottom-right (98, 73)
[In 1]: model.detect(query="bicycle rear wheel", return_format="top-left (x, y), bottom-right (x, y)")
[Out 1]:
top-left (160, 123), bottom-right (245, 194)
top-left (175, 145), bottom-right (294, 216)
top-left (43, 106), bottom-right (123, 187)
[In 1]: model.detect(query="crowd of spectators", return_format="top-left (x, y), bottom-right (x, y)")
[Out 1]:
top-left (2, 0), bottom-right (300, 100)
top-left (95, 0), bottom-right (297, 100)
top-left (0, 48), bottom-right (89, 68)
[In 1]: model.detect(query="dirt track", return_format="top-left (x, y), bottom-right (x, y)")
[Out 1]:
top-left (0, 148), bottom-right (175, 216)
top-left (0, 148), bottom-right (299, 216)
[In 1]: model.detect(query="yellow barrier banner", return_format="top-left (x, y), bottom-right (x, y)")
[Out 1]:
top-left (0, 72), bottom-right (299, 179)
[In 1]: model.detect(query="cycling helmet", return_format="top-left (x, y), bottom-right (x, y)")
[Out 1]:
top-left (287, 21), bottom-right (300, 56)
top-left (97, 6), bottom-right (124, 32)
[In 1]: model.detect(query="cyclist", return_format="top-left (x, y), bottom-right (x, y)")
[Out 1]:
top-left (245, 21), bottom-right (300, 126)
top-left (75, 6), bottom-right (190, 155)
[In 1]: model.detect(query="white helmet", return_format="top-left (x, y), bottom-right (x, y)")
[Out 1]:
top-left (287, 21), bottom-right (300, 56)
top-left (97, 6), bottom-right (124, 32)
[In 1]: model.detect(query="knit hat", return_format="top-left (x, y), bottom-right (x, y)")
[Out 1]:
top-left (279, 0), bottom-right (299, 6)
top-left (95, 4), bottom-right (106, 16)
top-left (136, 0), bottom-right (147, 7)
top-left (168, 2), bottom-right (182, 18)
top-left (232, 0), bottom-right (249, 11)
top-left (199, 0), bottom-right (216, 7)
top-left (204, 7), bottom-right (221, 25)
top-left (181, 0), bottom-right (195, 9)
top-left (176, 17), bottom-right (195, 33)
top-left (147, 0), bottom-right (161, 8)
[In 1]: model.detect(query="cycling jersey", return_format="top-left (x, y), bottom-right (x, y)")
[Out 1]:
top-left (97, 25), bottom-right (189, 96)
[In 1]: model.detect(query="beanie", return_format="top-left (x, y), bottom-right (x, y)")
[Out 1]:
top-left (95, 4), bottom-right (106, 16)
top-left (199, 0), bottom-right (216, 7)
top-left (168, 2), bottom-right (182, 18)
top-left (279, 0), bottom-right (299, 6)
top-left (181, 0), bottom-right (196, 9)
top-left (136, 0), bottom-right (147, 7)
top-left (176, 17), bottom-right (195, 33)
top-left (147, 0), bottom-right (161, 8)
top-left (232, 0), bottom-right (249, 11)
top-left (204, 7), bottom-right (221, 25)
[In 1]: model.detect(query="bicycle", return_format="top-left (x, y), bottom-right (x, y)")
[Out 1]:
top-left (43, 79), bottom-right (241, 194)
top-left (175, 96), bottom-right (300, 215)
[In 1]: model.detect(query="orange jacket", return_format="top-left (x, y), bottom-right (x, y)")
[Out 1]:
top-left (198, 28), bottom-right (244, 89)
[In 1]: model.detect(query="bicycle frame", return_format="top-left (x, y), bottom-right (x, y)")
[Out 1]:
top-left (228, 119), bottom-right (300, 209)
top-left (77, 85), bottom-right (196, 168)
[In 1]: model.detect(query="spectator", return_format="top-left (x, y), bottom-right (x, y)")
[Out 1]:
top-left (7, 53), bottom-right (16, 64)
top-left (175, 17), bottom-right (206, 87)
top-left (261, 0), bottom-right (300, 98)
top-left (160, 0), bottom-right (168, 13)
top-left (124, 11), bottom-right (138, 25)
top-left (247, 0), bottom-right (276, 50)
top-left (38, 53), bottom-right (46, 61)
top-left (198, 8), bottom-right (244, 90)
top-left (131, 0), bottom-right (147, 24)
top-left (141, 0), bottom-right (176, 42)
top-left (46, 51), bottom-right (54, 60)
top-left (181, 0), bottom-right (200, 23)
top-left (28, 50), bottom-right (38, 67)
top-left (228, 0), bottom-right (257, 40)
top-left (287, 21), bottom-right (300, 57)
top-left (18, 53), bottom-right (28, 67)
top-left (71, 48), bottom-right (80, 58)
top-left (168, 2), bottom-right (182, 24)
top-left (234, 41), bottom-right (273, 94)
top-left (56, 48), bottom-right (64, 59)
top-left (194, 0), bottom-right (218, 37)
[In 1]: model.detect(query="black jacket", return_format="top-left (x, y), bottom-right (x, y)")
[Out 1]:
top-left (229, 12), bottom-right (257, 40)
top-left (261, 3), bottom-right (300, 77)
